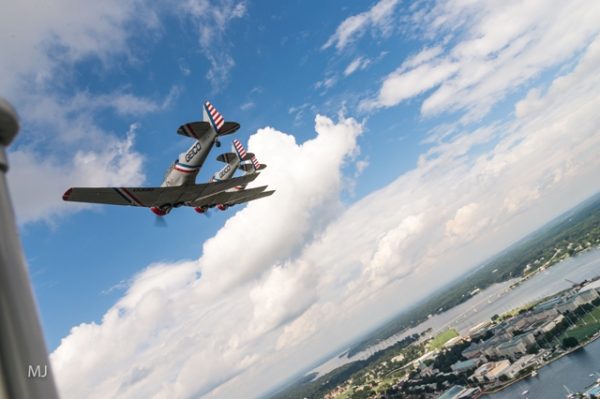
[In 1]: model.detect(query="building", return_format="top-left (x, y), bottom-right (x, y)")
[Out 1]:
top-left (486, 360), bottom-right (511, 381)
top-left (540, 314), bottom-right (565, 334)
top-left (437, 385), bottom-right (482, 399)
top-left (575, 289), bottom-right (599, 305)
top-left (504, 354), bottom-right (539, 378)
top-left (411, 350), bottom-right (438, 368)
top-left (528, 308), bottom-right (560, 322)
top-left (450, 359), bottom-right (480, 373)
top-left (495, 333), bottom-right (536, 358)
top-left (463, 335), bottom-right (506, 359)
top-left (391, 354), bottom-right (405, 363)
top-left (462, 341), bottom-right (491, 359)
top-left (470, 360), bottom-right (511, 383)
top-left (443, 336), bottom-right (464, 348)
top-left (457, 387), bottom-right (482, 399)
top-left (533, 297), bottom-right (563, 312)
top-left (557, 300), bottom-right (578, 314)
top-left (468, 321), bottom-right (492, 336)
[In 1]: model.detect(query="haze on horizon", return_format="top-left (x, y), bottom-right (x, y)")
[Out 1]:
top-left (2, 0), bottom-right (600, 398)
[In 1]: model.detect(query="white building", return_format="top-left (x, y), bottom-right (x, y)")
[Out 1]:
top-left (504, 354), bottom-right (539, 378)
top-left (495, 333), bottom-right (536, 358)
top-left (470, 360), bottom-right (511, 383)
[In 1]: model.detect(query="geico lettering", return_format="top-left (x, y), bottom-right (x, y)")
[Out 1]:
top-left (219, 165), bottom-right (231, 178)
top-left (185, 143), bottom-right (202, 162)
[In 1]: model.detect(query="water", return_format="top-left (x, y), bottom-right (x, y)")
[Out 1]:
top-left (312, 249), bottom-right (600, 376)
top-left (485, 337), bottom-right (600, 399)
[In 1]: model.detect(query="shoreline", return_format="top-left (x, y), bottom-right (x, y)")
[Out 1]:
top-left (483, 332), bottom-right (600, 395)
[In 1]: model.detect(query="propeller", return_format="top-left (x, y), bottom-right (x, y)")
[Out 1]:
top-left (154, 215), bottom-right (168, 227)
top-left (194, 206), bottom-right (212, 218)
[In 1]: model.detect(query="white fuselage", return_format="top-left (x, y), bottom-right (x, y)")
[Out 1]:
top-left (161, 130), bottom-right (218, 187)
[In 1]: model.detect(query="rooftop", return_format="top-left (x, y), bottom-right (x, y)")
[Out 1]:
top-left (437, 385), bottom-right (465, 399)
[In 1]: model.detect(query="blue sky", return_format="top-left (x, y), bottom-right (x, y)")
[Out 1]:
top-left (3, 0), bottom-right (600, 398)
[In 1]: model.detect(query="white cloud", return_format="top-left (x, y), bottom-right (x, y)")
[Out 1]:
top-left (362, 57), bottom-right (459, 109)
top-left (51, 114), bottom-right (364, 399)
top-left (0, 1), bottom-right (181, 224)
top-left (0, 0), bottom-right (159, 98)
top-left (6, 1), bottom-right (595, 398)
top-left (363, 1), bottom-right (600, 122)
top-left (445, 202), bottom-right (490, 240)
top-left (181, 0), bottom-right (247, 88)
top-left (8, 124), bottom-right (145, 225)
top-left (51, 32), bottom-right (600, 396)
top-left (314, 76), bottom-right (337, 90)
top-left (343, 56), bottom-right (372, 76)
top-left (240, 101), bottom-right (255, 111)
top-left (323, 0), bottom-right (401, 51)
top-left (355, 159), bottom-right (369, 176)
top-left (288, 102), bottom-right (317, 126)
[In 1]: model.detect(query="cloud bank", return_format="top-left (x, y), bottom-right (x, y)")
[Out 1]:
top-left (360, 0), bottom-right (600, 122)
top-left (51, 32), bottom-right (600, 396)
top-left (51, 114), bottom-right (364, 398)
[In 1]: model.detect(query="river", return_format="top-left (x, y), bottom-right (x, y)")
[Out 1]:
top-left (484, 337), bottom-right (600, 399)
top-left (311, 249), bottom-right (600, 377)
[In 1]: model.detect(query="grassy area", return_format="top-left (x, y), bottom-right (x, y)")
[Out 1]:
top-left (564, 323), bottom-right (600, 341)
top-left (562, 306), bottom-right (600, 342)
top-left (428, 328), bottom-right (459, 350)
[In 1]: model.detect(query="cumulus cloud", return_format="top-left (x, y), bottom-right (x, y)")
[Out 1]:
top-left (445, 203), bottom-right (490, 240)
top-left (25, 2), bottom-right (600, 399)
top-left (51, 32), bottom-right (600, 396)
top-left (362, 1), bottom-right (600, 122)
top-left (51, 114), bottom-right (364, 398)
top-left (0, 1), bottom-right (148, 93)
top-left (5, 87), bottom-right (164, 224)
top-left (7, 125), bottom-right (145, 224)
top-left (1, 1), bottom-right (180, 224)
top-left (323, 0), bottom-right (401, 51)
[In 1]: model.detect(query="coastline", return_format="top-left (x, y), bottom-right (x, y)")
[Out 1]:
top-left (483, 331), bottom-right (600, 396)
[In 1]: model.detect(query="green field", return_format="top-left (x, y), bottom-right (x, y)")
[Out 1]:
top-left (562, 306), bottom-right (600, 342)
top-left (428, 328), bottom-right (459, 350)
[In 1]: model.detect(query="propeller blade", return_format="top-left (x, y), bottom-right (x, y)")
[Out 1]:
top-left (154, 215), bottom-right (167, 228)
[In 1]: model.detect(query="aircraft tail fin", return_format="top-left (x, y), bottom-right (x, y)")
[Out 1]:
top-left (232, 139), bottom-right (248, 161)
top-left (203, 101), bottom-right (225, 132)
top-left (239, 155), bottom-right (267, 174)
top-left (202, 100), bottom-right (240, 136)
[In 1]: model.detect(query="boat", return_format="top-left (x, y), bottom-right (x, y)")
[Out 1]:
top-left (521, 390), bottom-right (529, 396)
top-left (531, 370), bottom-right (538, 377)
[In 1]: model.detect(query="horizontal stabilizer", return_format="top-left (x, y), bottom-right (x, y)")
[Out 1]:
top-left (177, 121), bottom-right (240, 139)
top-left (177, 121), bottom-right (211, 139)
top-left (239, 162), bottom-right (267, 172)
top-left (242, 152), bottom-right (254, 161)
top-left (217, 122), bottom-right (240, 136)
top-left (239, 163), bottom-right (253, 172)
top-left (216, 152), bottom-right (237, 163)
